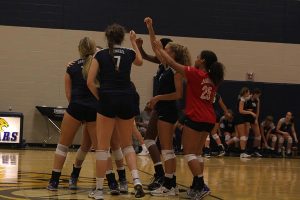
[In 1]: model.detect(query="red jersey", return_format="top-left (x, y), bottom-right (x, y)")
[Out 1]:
top-left (184, 66), bottom-right (216, 123)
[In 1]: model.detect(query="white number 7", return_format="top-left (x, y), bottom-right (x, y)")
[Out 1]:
top-left (114, 56), bottom-right (121, 71)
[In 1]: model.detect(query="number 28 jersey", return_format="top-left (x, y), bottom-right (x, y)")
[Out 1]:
top-left (184, 66), bottom-right (216, 124)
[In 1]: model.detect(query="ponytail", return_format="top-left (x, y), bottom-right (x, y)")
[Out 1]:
top-left (82, 55), bottom-right (93, 80)
top-left (200, 50), bottom-right (224, 86)
top-left (207, 62), bottom-right (225, 86)
top-left (78, 37), bottom-right (96, 80)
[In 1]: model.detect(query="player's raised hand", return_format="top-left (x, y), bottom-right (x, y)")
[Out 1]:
top-left (130, 30), bottom-right (137, 42)
top-left (144, 17), bottom-right (153, 28)
top-left (136, 38), bottom-right (143, 48)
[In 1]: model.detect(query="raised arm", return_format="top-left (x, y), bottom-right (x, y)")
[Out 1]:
top-left (153, 40), bottom-right (186, 76)
top-left (130, 30), bottom-right (143, 66)
top-left (136, 38), bottom-right (160, 64)
top-left (144, 17), bottom-right (166, 64)
top-left (87, 58), bottom-right (100, 100)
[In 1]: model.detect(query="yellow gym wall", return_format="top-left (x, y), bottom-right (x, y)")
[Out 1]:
top-left (0, 25), bottom-right (299, 144)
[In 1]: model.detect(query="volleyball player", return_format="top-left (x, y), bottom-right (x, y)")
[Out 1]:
top-left (234, 87), bottom-right (256, 158)
top-left (136, 35), bottom-right (173, 190)
top-left (145, 17), bottom-right (192, 196)
top-left (245, 88), bottom-right (263, 157)
top-left (203, 93), bottom-right (229, 157)
top-left (87, 24), bottom-right (145, 199)
top-left (47, 37), bottom-right (98, 191)
top-left (260, 115), bottom-right (277, 154)
top-left (153, 40), bottom-right (225, 199)
top-left (276, 112), bottom-right (298, 157)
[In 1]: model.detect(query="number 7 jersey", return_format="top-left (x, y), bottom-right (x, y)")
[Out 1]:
top-left (94, 46), bottom-right (136, 94)
top-left (184, 66), bottom-right (216, 123)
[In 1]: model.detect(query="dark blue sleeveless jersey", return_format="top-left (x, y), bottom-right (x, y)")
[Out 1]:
top-left (245, 98), bottom-right (258, 113)
top-left (94, 47), bottom-right (136, 94)
top-left (279, 118), bottom-right (293, 133)
top-left (66, 59), bottom-right (97, 108)
top-left (153, 64), bottom-right (165, 96)
top-left (213, 93), bottom-right (222, 116)
top-left (155, 65), bottom-right (177, 111)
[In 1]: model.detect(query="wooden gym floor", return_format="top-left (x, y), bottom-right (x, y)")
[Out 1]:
top-left (0, 149), bottom-right (299, 200)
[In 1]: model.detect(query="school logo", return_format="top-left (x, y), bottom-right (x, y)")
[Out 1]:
top-left (0, 117), bottom-right (20, 143)
top-left (0, 118), bottom-right (9, 132)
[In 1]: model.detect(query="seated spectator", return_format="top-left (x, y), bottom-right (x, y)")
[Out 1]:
top-left (276, 112), bottom-right (298, 157)
top-left (260, 116), bottom-right (277, 154)
top-left (220, 110), bottom-right (240, 151)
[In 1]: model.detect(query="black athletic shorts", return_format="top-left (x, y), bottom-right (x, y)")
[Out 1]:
top-left (244, 114), bottom-right (255, 124)
top-left (156, 107), bottom-right (178, 124)
top-left (97, 93), bottom-right (138, 119)
top-left (184, 117), bottom-right (215, 133)
top-left (66, 103), bottom-right (96, 122)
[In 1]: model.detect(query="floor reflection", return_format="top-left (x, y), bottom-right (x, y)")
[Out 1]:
top-left (0, 152), bottom-right (19, 183)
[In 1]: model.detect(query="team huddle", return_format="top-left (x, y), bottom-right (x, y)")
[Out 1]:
top-left (45, 17), bottom-right (300, 200)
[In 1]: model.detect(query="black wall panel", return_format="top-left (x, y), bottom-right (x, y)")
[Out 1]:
top-left (0, 0), bottom-right (300, 44)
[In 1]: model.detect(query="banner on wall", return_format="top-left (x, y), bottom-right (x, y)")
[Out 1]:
top-left (0, 112), bottom-right (23, 145)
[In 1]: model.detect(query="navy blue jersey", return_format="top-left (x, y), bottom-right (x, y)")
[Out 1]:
top-left (279, 118), bottom-right (293, 133)
top-left (219, 116), bottom-right (235, 133)
top-left (153, 64), bottom-right (164, 96)
top-left (155, 65), bottom-right (177, 111)
top-left (245, 98), bottom-right (258, 113)
top-left (176, 80), bottom-right (186, 111)
top-left (94, 47), bottom-right (136, 94)
top-left (213, 93), bottom-right (222, 116)
top-left (66, 59), bottom-right (97, 108)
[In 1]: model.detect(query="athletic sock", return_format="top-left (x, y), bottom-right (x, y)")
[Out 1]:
top-left (117, 169), bottom-right (126, 181)
top-left (71, 165), bottom-right (81, 178)
top-left (51, 171), bottom-right (61, 182)
top-left (154, 163), bottom-right (165, 177)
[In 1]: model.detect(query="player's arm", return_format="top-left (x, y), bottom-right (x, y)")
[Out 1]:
top-left (256, 99), bottom-right (260, 119)
top-left (149, 73), bottom-right (183, 108)
top-left (260, 124), bottom-right (267, 145)
top-left (218, 97), bottom-right (229, 115)
top-left (130, 31), bottom-right (143, 66)
top-left (144, 17), bottom-right (167, 64)
top-left (291, 124), bottom-right (298, 143)
top-left (87, 58), bottom-right (100, 100)
top-left (136, 38), bottom-right (160, 64)
top-left (239, 101), bottom-right (256, 117)
top-left (64, 73), bottom-right (71, 103)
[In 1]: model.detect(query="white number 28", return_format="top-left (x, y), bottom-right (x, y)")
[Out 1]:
top-left (200, 85), bottom-right (212, 100)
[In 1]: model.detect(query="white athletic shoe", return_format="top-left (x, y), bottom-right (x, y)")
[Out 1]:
top-left (150, 185), bottom-right (177, 196)
top-left (138, 148), bottom-right (149, 156)
top-left (240, 153), bottom-right (251, 158)
top-left (88, 188), bottom-right (103, 200)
